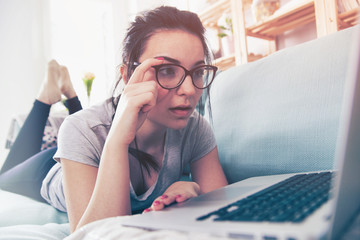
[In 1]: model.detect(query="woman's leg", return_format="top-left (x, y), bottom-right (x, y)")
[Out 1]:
top-left (59, 65), bottom-right (82, 114)
top-left (0, 147), bottom-right (57, 202)
top-left (0, 60), bottom-right (61, 174)
top-left (0, 100), bottom-right (51, 174)
top-left (0, 61), bottom-right (82, 174)
top-left (0, 61), bottom-right (82, 202)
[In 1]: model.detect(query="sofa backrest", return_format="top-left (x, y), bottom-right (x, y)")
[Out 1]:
top-left (206, 26), bottom-right (358, 184)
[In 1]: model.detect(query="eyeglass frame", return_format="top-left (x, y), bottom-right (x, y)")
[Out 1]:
top-left (131, 62), bottom-right (218, 90)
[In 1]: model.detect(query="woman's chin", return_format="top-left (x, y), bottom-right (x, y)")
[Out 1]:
top-left (167, 118), bottom-right (190, 130)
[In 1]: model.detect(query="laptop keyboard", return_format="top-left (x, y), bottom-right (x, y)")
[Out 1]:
top-left (197, 172), bottom-right (333, 223)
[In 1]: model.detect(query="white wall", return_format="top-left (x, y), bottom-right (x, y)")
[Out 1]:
top-left (48, 0), bottom-right (117, 106)
top-left (0, 0), bottom-right (47, 165)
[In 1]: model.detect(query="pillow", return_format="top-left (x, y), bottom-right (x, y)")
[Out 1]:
top-left (0, 189), bottom-right (68, 227)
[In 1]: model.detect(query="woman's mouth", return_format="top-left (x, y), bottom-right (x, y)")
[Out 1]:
top-left (169, 106), bottom-right (193, 117)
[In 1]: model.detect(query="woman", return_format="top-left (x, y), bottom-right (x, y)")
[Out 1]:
top-left (0, 60), bottom-right (82, 202)
top-left (41, 6), bottom-right (228, 232)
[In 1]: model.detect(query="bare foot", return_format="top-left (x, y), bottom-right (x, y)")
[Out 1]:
top-left (59, 66), bottom-right (77, 99)
top-left (37, 60), bottom-right (62, 105)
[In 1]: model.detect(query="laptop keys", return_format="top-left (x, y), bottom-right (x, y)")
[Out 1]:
top-left (197, 172), bottom-right (333, 223)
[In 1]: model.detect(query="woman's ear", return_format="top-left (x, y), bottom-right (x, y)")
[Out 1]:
top-left (120, 64), bottom-right (129, 84)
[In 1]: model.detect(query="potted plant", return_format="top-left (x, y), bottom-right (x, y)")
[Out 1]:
top-left (217, 13), bottom-right (234, 57)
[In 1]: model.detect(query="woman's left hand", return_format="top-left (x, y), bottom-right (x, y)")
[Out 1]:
top-left (143, 181), bottom-right (201, 213)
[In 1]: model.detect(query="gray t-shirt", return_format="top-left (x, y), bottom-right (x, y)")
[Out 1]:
top-left (41, 98), bottom-right (217, 213)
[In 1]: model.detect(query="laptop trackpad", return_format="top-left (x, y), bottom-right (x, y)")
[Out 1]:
top-left (191, 185), bottom-right (261, 202)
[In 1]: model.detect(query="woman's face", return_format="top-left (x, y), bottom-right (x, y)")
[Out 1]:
top-left (138, 29), bottom-right (205, 130)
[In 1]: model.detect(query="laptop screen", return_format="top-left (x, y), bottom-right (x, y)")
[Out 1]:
top-left (328, 25), bottom-right (360, 240)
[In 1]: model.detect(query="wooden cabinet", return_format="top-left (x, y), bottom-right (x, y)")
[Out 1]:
top-left (199, 0), bottom-right (360, 70)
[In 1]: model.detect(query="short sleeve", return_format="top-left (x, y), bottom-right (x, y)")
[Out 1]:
top-left (53, 116), bottom-right (101, 167)
top-left (187, 113), bottom-right (217, 163)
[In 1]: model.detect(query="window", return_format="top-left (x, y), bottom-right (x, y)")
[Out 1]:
top-left (48, 0), bottom-right (115, 106)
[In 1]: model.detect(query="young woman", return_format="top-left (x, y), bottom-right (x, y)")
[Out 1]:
top-left (0, 60), bottom-right (82, 202)
top-left (41, 6), bottom-right (228, 232)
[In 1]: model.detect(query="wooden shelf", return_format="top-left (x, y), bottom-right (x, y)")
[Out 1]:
top-left (214, 55), bottom-right (235, 71)
top-left (247, 0), bottom-right (315, 40)
top-left (339, 7), bottom-right (360, 29)
top-left (200, 0), bottom-right (359, 68)
top-left (199, 0), bottom-right (231, 28)
top-left (214, 53), bottom-right (264, 71)
top-left (199, 0), bottom-right (252, 28)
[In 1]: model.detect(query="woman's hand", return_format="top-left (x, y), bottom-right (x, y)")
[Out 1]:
top-left (109, 58), bottom-right (164, 146)
top-left (143, 181), bottom-right (201, 213)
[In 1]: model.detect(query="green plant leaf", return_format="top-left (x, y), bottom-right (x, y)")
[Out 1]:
top-left (83, 78), bottom-right (94, 97)
top-left (217, 32), bottom-right (228, 38)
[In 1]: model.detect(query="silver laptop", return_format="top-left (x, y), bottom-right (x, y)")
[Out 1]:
top-left (123, 27), bottom-right (360, 240)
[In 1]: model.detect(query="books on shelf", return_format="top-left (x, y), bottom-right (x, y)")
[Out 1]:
top-left (338, 0), bottom-right (360, 13)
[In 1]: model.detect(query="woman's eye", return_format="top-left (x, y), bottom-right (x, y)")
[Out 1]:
top-left (193, 68), bottom-right (205, 79)
top-left (158, 67), bottom-right (176, 77)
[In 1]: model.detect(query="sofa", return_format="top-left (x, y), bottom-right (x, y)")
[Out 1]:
top-left (0, 25), bottom-right (357, 240)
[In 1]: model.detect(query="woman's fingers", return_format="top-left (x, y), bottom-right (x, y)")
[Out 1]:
top-left (122, 81), bottom-right (158, 112)
top-left (127, 58), bottom-right (164, 85)
top-left (158, 193), bottom-right (184, 205)
top-left (151, 200), bottom-right (165, 211)
top-left (115, 57), bottom-right (163, 120)
top-left (173, 194), bottom-right (188, 203)
top-left (128, 90), bottom-right (157, 113)
top-left (110, 80), bottom-right (158, 145)
top-left (143, 189), bottom-right (199, 213)
top-left (123, 81), bottom-right (157, 97)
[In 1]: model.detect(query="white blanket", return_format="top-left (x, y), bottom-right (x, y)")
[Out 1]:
top-left (0, 223), bottom-right (69, 240)
top-left (66, 216), bottom-right (232, 240)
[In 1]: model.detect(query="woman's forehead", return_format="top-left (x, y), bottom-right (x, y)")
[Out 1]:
top-left (140, 29), bottom-right (205, 66)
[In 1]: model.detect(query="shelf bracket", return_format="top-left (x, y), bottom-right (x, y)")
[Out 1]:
top-left (231, 0), bottom-right (248, 64)
top-left (314, 0), bottom-right (339, 38)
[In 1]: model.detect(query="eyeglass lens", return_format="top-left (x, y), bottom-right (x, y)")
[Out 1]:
top-left (156, 65), bottom-right (215, 89)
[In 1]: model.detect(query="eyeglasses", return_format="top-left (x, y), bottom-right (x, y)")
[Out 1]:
top-left (132, 62), bottom-right (218, 90)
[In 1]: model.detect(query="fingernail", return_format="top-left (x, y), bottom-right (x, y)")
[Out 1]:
top-left (161, 195), bottom-right (168, 199)
top-left (176, 194), bottom-right (182, 198)
top-left (143, 208), bottom-right (151, 213)
top-left (155, 57), bottom-right (164, 60)
top-left (153, 200), bottom-right (161, 206)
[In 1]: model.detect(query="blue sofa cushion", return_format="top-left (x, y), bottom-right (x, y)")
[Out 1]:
top-left (207, 26), bottom-right (357, 183)
top-left (0, 189), bottom-right (68, 227)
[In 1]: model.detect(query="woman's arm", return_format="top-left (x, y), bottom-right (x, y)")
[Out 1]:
top-left (190, 147), bottom-right (228, 194)
top-left (62, 142), bottom-right (131, 232)
top-left (62, 58), bottom-right (164, 232)
top-left (146, 147), bottom-right (227, 212)
top-left (61, 159), bottom-right (98, 232)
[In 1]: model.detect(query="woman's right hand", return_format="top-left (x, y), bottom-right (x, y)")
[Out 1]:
top-left (108, 58), bottom-right (164, 146)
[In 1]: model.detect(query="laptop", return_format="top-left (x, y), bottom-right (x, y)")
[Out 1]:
top-left (122, 27), bottom-right (360, 240)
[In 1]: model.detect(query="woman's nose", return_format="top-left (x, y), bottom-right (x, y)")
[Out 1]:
top-left (177, 75), bottom-right (196, 95)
